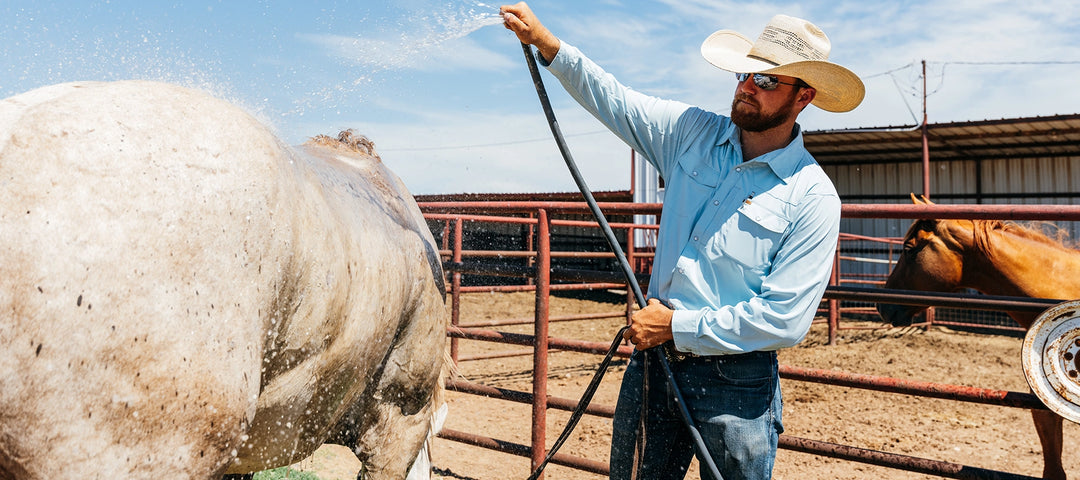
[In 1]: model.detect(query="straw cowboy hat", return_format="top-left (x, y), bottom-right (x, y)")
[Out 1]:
top-left (701, 14), bottom-right (864, 113)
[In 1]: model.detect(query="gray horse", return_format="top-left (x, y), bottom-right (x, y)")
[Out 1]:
top-left (0, 81), bottom-right (447, 480)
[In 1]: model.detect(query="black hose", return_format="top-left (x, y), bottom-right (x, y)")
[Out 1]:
top-left (520, 42), bottom-right (723, 480)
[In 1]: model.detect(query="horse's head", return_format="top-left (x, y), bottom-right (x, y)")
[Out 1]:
top-left (877, 195), bottom-right (969, 326)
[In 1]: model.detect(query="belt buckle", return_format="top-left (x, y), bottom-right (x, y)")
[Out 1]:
top-left (662, 341), bottom-right (695, 362)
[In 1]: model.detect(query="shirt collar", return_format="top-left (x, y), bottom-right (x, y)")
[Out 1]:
top-left (721, 122), bottom-right (806, 183)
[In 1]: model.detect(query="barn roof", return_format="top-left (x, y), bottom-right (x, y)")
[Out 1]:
top-left (804, 113), bottom-right (1080, 166)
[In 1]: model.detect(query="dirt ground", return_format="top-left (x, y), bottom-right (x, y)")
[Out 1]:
top-left (289, 291), bottom-right (1080, 480)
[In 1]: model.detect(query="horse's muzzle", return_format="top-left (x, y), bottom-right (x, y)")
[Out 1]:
top-left (876, 303), bottom-right (924, 327)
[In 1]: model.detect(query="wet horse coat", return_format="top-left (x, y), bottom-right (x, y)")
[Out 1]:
top-left (878, 195), bottom-right (1076, 480)
top-left (0, 81), bottom-right (446, 479)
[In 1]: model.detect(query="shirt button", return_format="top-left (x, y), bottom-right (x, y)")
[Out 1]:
top-left (693, 236), bottom-right (699, 242)
top-left (713, 200), bottom-right (719, 206)
top-left (692, 171), bottom-right (698, 176)
top-left (735, 167), bottom-right (741, 172)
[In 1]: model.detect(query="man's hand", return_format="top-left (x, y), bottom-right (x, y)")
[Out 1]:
top-left (623, 298), bottom-right (675, 350)
top-left (501, 2), bottom-right (560, 62)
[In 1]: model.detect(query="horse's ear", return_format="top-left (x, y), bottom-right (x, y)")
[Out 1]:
top-left (910, 193), bottom-right (935, 205)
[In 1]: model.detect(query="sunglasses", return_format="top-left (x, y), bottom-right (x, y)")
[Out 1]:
top-left (735, 73), bottom-right (806, 91)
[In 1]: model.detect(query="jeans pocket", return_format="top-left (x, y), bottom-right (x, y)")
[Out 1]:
top-left (681, 356), bottom-right (774, 421)
top-left (712, 355), bottom-right (775, 386)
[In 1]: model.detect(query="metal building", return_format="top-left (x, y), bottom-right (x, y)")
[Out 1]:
top-left (807, 113), bottom-right (1080, 241)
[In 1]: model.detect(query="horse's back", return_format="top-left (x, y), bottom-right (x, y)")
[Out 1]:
top-left (0, 80), bottom-right (291, 478)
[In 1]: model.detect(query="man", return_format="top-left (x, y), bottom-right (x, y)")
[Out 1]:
top-left (502, 3), bottom-right (863, 479)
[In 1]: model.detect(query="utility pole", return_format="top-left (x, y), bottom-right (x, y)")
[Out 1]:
top-left (921, 60), bottom-right (930, 200)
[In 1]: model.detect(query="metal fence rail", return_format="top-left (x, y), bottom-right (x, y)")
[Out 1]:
top-left (421, 201), bottom-right (1080, 479)
top-left (443, 325), bottom-right (1046, 479)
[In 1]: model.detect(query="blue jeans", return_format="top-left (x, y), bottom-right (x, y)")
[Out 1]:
top-left (609, 348), bottom-right (782, 480)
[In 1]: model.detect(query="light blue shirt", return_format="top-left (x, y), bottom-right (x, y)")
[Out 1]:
top-left (543, 43), bottom-right (841, 355)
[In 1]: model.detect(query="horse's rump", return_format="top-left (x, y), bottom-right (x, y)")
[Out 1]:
top-left (0, 81), bottom-right (445, 479)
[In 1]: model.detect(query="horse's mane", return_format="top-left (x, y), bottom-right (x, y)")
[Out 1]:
top-left (974, 219), bottom-right (1076, 255)
top-left (306, 129), bottom-right (378, 158)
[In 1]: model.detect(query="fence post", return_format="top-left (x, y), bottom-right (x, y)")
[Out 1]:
top-left (531, 208), bottom-right (551, 477)
top-left (441, 219), bottom-right (450, 252)
top-left (527, 211), bottom-right (536, 287)
top-left (625, 225), bottom-right (635, 327)
top-left (829, 246), bottom-right (840, 346)
top-left (451, 218), bottom-right (463, 364)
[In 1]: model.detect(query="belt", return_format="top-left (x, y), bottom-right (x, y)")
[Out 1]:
top-left (661, 341), bottom-right (775, 363)
top-left (661, 341), bottom-right (699, 363)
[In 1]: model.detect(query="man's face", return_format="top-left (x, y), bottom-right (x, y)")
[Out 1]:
top-left (730, 74), bottom-right (804, 133)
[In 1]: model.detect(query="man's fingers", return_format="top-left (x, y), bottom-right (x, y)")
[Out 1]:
top-left (502, 11), bottom-right (521, 28)
top-left (500, 4), bottom-right (529, 30)
top-left (623, 327), bottom-right (642, 348)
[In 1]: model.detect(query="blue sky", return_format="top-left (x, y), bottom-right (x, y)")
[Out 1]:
top-left (3, 1), bottom-right (1078, 195)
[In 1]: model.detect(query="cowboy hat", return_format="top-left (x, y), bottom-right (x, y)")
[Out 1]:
top-left (700, 14), bottom-right (864, 113)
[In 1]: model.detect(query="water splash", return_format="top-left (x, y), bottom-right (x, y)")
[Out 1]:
top-left (369, 2), bottom-right (504, 71)
top-left (461, 2), bottom-right (508, 32)
top-left (2, 0), bottom-right (513, 144)
top-left (289, 0), bottom-right (506, 117)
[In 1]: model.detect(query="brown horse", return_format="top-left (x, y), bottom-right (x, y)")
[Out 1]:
top-left (877, 194), bottom-right (1079, 480)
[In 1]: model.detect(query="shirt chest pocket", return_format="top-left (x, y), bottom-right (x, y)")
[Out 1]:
top-left (674, 153), bottom-right (722, 190)
top-left (713, 198), bottom-right (790, 273)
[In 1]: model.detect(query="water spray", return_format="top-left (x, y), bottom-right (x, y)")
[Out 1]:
top-left (516, 40), bottom-right (723, 480)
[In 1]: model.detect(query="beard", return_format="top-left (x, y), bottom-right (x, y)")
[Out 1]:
top-left (730, 92), bottom-right (799, 133)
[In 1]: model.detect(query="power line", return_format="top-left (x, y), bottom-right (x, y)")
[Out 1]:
top-left (931, 60), bottom-right (1080, 66)
top-left (889, 72), bottom-right (921, 125)
top-left (866, 59), bottom-right (1080, 123)
top-left (381, 129), bottom-right (609, 152)
top-left (863, 62), bottom-right (915, 80)
top-left (863, 59), bottom-right (1080, 81)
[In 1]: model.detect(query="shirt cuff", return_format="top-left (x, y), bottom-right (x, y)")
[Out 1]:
top-left (541, 41), bottom-right (576, 72)
top-left (669, 308), bottom-right (703, 355)
top-left (535, 47), bottom-right (553, 68)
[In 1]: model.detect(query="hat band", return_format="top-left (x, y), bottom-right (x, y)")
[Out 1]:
top-left (746, 54), bottom-right (780, 67)
top-left (758, 25), bottom-right (828, 61)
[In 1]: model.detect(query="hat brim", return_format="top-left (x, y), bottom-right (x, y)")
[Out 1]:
top-left (700, 30), bottom-right (865, 113)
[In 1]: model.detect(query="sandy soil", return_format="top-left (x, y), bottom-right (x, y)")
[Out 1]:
top-left (287, 291), bottom-right (1080, 480)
